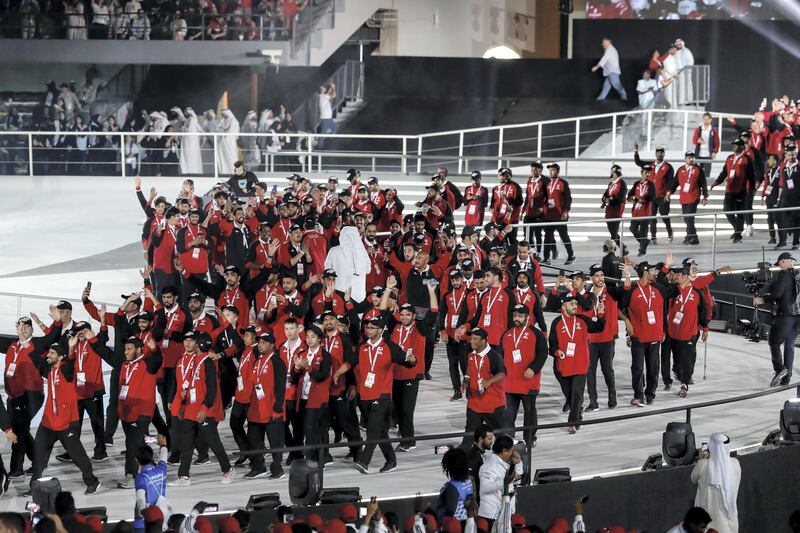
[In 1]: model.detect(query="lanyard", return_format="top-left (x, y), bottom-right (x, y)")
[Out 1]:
top-left (515, 287), bottom-right (530, 305)
top-left (451, 288), bottom-right (466, 315)
top-left (256, 352), bottom-right (273, 377)
top-left (324, 335), bottom-right (338, 354)
top-left (187, 224), bottom-right (198, 241)
top-left (397, 324), bottom-right (413, 348)
top-left (729, 153), bottom-right (743, 176)
top-left (685, 165), bottom-right (694, 181)
top-left (49, 366), bottom-right (60, 414)
top-left (608, 178), bottom-right (620, 195)
top-left (638, 283), bottom-right (653, 311)
top-left (166, 307), bottom-right (180, 332)
top-left (76, 340), bottom-right (89, 371)
top-left (240, 348), bottom-right (252, 375)
top-left (676, 285), bottom-right (693, 315)
top-left (485, 287), bottom-right (502, 314)
top-left (472, 352), bottom-right (485, 374)
top-left (285, 338), bottom-right (300, 360)
top-left (10, 341), bottom-right (29, 365)
top-left (560, 312), bottom-right (577, 341)
top-left (366, 341), bottom-right (382, 372)
top-left (638, 181), bottom-right (648, 198)
top-left (511, 326), bottom-right (526, 351)
top-left (225, 287), bottom-right (240, 307)
top-left (139, 331), bottom-right (152, 346)
top-left (123, 356), bottom-right (144, 385)
top-left (547, 177), bottom-right (560, 195)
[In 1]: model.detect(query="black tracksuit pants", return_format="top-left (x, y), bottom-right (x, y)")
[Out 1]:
top-left (681, 203), bottom-right (699, 242)
top-left (31, 423), bottom-right (97, 487)
top-left (230, 400), bottom-right (249, 454)
top-left (543, 224), bottom-right (574, 261)
top-left (504, 392), bottom-right (538, 444)
top-left (650, 197), bottom-right (673, 238)
top-left (176, 418), bottom-right (231, 478)
top-left (445, 341), bottom-right (467, 392)
top-left (358, 397), bottom-right (394, 467)
top-left (325, 393), bottom-right (360, 459)
top-left (104, 370), bottom-right (120, 444)
top-left (392, 379), bottom-right (419, 448)
top-left (247, 419), bottom-right (284, 475)
top-left (661, 336), bottom-right (673, 386)
top-left (300, 401), bottom-right (328, 462)
top-left (122, 416), bottom-right (151, 476)
top-left (630, 218), bottom-right (650, 254)
top-left (562, 374), bottom-right (587, 426)
top-left (7, 391), bottom-right (43, 474)
top-left (631, 338), bottom-right (660, 402)
top-left (587, 341), bottom-right (616, 404)
top-left (77, 393), bottom-right (106, 458)
top-left (460, 407), bottom-right (506, 449)
top-left (671, 336), bottom-right (698, 386)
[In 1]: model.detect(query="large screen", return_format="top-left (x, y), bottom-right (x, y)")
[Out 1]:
top-left (586, 0), bottom-right (786, 20)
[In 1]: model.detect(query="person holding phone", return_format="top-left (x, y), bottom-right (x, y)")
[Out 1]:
top-left (477, 435), bottom-right (522, 530)
top-left (690, 433), bottom-right (741, 533)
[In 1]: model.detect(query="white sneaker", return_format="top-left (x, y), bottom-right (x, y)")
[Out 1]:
top-left (746, 225), bottom-right (753, 237)
top-left (221, 468), bottom-right (236, 484)
top-left (167, 476), bottom-right (191, 487)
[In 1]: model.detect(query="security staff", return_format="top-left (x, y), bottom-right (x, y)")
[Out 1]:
top-left (754, 252), bottom-right (799, 387)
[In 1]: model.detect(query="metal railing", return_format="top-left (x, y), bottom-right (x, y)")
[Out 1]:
top-left (0, 108), bottom-right (754, 177)
top-left (291, 59), bottom-right (365, 133)
top-left (654, 65), bottom-right (710, 109)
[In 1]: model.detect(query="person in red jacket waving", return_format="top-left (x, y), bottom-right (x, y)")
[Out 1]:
top-left (459, 328), bottom-right (506, 448)
top-left (627, 165), bottom-right (656, 257)
top-left (674, 152), bottom-right (709, 245)
top-left (710, 138), bottom-right (756, 244)
top-left (290, 325), bottom-right (332, 463)
top-left (548, 295), bottom-right (605, 434)
top-left (667, 265), bottom-right (709, 398)
top-left (501, 305), bottom-right (548, 447)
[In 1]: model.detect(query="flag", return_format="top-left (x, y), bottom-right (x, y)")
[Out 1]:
top-left (216, 91), bottom-right (229, 117)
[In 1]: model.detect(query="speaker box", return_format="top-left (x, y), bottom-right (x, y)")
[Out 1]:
top-left (77, 507), bottom-right (107, 520)
top-left (533, 468), bottom-right (571, 484)
top-left (780, 399), bottom-right (800, 441)
top-left (246, 493), bottom-right (282, 511)
top-left (320, 488), bottom-right (361, 504)
top-left (662, 422), bottom-right (696, 466)
top-left (288, 460), bottom-right (320, 506)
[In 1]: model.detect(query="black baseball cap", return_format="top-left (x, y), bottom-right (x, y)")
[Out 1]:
top-left (470, 170), bottom-right (482, 180)
top-left (138, 311), bottom-right (153, 322)
top-left (589, 264), bottom-right (604, 276)
top-left (512, 304), bottom-right (529, 315)
top-left (462, 226), bottom-right (477, 238)
top-left (322, 268), bottom-right (337, 278)
top-left (224, 265), bottom-right (241, 276)
top-left (16, 317), bottom-right (32, 326)
top-left (449, 269), bottom-right (463, 279)
top-left (468, 327), bottom-right (488, 339)
top-left (258, 332), bottom-right (276, 344)
top-left (460, 259), bottom-right (475, 270)
top-left (399, 303), bottom-right (414, 313)
top-left (685, 151), bottom-right (696, 157)
top-left (56, 300), bottom-right (72, 310)
top-left (124, 336), bottom-right (144, 348)
top-left (546, 163), bottom-right (560, 170)
top-left (365, 317), bottom-right (385, 329)
top-left (560, 293), bottom-right (577, 304)
top-left (121, 293), bottom-right (143, 306)
top-left (775, 252), bottom-right (797, 265)
top-left (569, 271), bottom-right (586, 280)
top-left (531, 160), bottom-right (543, 169)
top-left (635, 261), bottom-right (653, 277)
top-left (49, 343), bottom-right (67, 356)
top-left (187, 292), bottom-right (205, 302)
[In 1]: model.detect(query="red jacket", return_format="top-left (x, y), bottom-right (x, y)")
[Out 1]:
top-left (176, 224), bottom-right (209, 275)
top-left (588, 286), bottom-right (620, 344)
top-left (472, 286), bottom-right (514, 346)
top-left (544, 177), bottom-right (571, 221)
top-left (290, 347), bottom-right (332, 409)
top-left (465, 348), bottom-right (506, 413)
top-left (676, 164), bottom-right (708, 205)
top-left (0, 322), bottom-right (61, 398)
top-left (439, 287), bottom-right (470, 338)
top-left (693, 125), bottom-right (720, 155)
top-left (155, 305), bottom-right (190, 369)
top-left (42, 362), bottom-right (80, 431)
top-left (667, 285), bottom-right (709, 341)
top-left (302, 230), bottom-right (328, 278)
top-left (234, 346), bottom-right (257, 404)
top-left (464, 185), bottom-right (488, 226)
top-left (628, 180), bottom-right (655, 217)
top-left (324, 332), bottom-right (352, 397)
top-left (391, 323), bottom-right (426, 381)
top-left (624, 282), bottom-right (665, 343)
top-left (524, 176), bottom-right (549, 219)
top-left (714, 152), bottom-right (755, 194)
top-left (149, 224), bottom-right (178, 273)
top-left (602, 177), bottom-right (627, 219)
top-left (216, 285), bottom-right (251, 330)
top-left (70, 338), bottom-right (105, 399)
top-left (500, 325), bottom-right (547, 393)
top-left (351, 338), bottom-right (412, 401)
top-left (279, 337), bottom-right (306, 404)
top-left (247, 350), bottom-right (287, 423)
top-left (548, 313), bottom-right (604, 377)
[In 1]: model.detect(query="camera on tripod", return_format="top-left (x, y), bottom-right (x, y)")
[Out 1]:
top-left (739, 261), bottom-right (774, 343)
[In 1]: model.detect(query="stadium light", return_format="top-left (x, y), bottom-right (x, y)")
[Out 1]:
top-left (483, 44), bottom-right (521, 59)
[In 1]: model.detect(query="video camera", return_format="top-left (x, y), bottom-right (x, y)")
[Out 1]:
top-left (741, 262), bottom-right (773, 295)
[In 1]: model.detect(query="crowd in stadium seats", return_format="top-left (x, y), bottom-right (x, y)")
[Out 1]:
top-left (0, 0), bottom-right (309, 39)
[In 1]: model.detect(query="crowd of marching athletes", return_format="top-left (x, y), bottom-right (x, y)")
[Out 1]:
top-left (2, 145), bottom-right (795, 507)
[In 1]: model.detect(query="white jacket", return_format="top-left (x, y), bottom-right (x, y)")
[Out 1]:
top-left (477, 452), bottom-right (522, 520)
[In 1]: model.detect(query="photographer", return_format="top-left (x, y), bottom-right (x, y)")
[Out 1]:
top-left (753, 252), bottom-right (799, 387)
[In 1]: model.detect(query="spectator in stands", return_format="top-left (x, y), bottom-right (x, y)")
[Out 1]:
top-left (318, 83), bottom-right (337, 148)
top-left (675, 39), bottom-right (695, 105)
top-left (436, 447), bottom-right (474, 521)
top-left (636, 69), bottom-right (659, 109)
top-left (67, 115), bottom-right (89, 175)
top-left (111, 4), bottom-right (131, 38)
top-left (64, 0), bottom-right (87, 39)
top-left (230, 10), bottom-right (257, 40)
top-left (666, 507), bottom-right (712, 533)
top-left (172, 11), bottom-right (187, 39)
top-left (59, 82), bottom-right (81, 120)
top-left (130, 9), bottom-right (151, 39)
top-left (207, 11), bottom-right (229, 40)
top-left (662, 44), bottom-right (680, 107)
top-left (648, 49), bottom-right (666, 76)
top-left (592, 38), bottom-right (627, 101)
top-left (691, 433), bottom-right (740, 533)
top-left (19, 0), bottom-right (40, 38)
top-left (90, 0), bottom-right (110, 38)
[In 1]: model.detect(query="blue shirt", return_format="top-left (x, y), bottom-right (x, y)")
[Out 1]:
top-left (134, 460), bottom-right (167, 528)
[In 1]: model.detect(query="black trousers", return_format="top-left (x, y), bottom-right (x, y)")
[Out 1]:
top-left (769, 315), bottom-right (798, 376)
top-left (723, 192), bottom-right (745, 238)
top-left (218, 358), bottom-right (237, 410)
top-left (524, 214), bottom-right (545, 256)
top-left (7, 391), bottom-right (43, 474)
top-left (562, 374), bottom-right (586, 426)
top-left (177, 418), bottom-right (231, 477)
top-left (504, 392), bottom-right (538, 444)
top-left (158, 368), bottom-right (176, 428)
top-left (650, 197), bottom-right (673, 238)
top-left (671, 336), bottom-right (698, 385)
top-left (460, 407), bottom-right (506, 448)
top-left (681, 203), bottom-right (699, 242)
top-left (392, 379), bottom-right (419, 448)
top-left (358, 398), bottom-right (394, 467)
top-left (31, 423), bottom-right (97, 487)
top-left (778, 209), bottom-right (800, 247)
top-left (424, 333), bottom-right (435, 375)
top-left (230, 400), bottom-right (249, 454)
top-left (606, 220), bottom-right (622, 249)
top-left (247, 420), bottom-right (284, 475)
top-left (543, 223), bottom-right (574, 261)
top-left (152, 270), bottom-right (180, 298)
top-left (445, 341), bottom-right (467, 392)
top-left (77, 394), bottom-right (106, 457)
top-left (661, 336), bottom-right (673, 386)
top-left (325, 393), bottom-right (360, 458)
top-left (630, 219), bottom-right (650, 254)
top-left (587, 341), bottom-right (616, 403)
top-left (122, 416), bottom-right (151, 476)
top-left (104, 369), bottom-right (120, 444)
top-left (631, 338), bottom-right (660, 402)
top-left (284, 400), bottom-right (304, 460)
top-left (553, 358), bottom-right (568, 403)
top-left (766, 204), bottom-right (778, 240)
top-left (301, 402), bottom-right (328, 462)
top-left (744, 190), bottom-right (756, 225)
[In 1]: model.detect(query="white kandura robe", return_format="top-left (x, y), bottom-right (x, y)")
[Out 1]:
top-left (216, 110), bottom-right (240, 176)
top-left (180, 109), bottom-right (203, 174)
top-left (691, 454), bottom-right (741, 532)
top-left (325, 226), bottom-right (371, 303)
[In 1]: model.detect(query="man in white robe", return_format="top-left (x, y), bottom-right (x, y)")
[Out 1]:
top-left (675, 38), bottom-right (695, 105)
top-left (324, 225), bottom-right (370, 303)
top-left (216, 108), bottom-right (240, 176)
top-left (662, 45), bottom-right (680, 108)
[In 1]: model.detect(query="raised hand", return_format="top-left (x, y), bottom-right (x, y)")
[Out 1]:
top-left (149, 186), bottom-right (157, 200)
top-left (386, 275), bottom-right (398, 289)
top-left (49, 305), bottom-right (60, 322)
top-left (139, 265), bottom-right (152, 279)
top-left (135, 175), bottom-right (141, 189)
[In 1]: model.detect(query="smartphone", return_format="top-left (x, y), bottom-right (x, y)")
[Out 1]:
top-left (558, 269), bottom-right (565, 277)
top-left (86, 281), bottom-right (92, 291)
top-left (701, 442), bottom-right (708, 453)
top-left (272, 184), bottom-right (279, 194)
top-left (580, 495), bottom-right (589, 504)
top-left (204, 504), bottom-right (219, 513)
top-left (359, 508), bottom-right (367, 519)
top-left (434, 445), bottom-right (450, 455)
top-left (26, 502), bottom-right (39, 513)
top-left (283, 514), bottom-right (295, 523)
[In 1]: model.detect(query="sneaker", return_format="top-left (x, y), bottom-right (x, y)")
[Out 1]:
top-left (646, 398), bottom-right (655, 406)
top-left (781, 375), bottom-right (792, 386)
top-left (268, 471), bottom-right (286, 480)
top-left (637, 251), bottom-right (646, 257)
top-left (167, 454), bottom-right (181, 465)
top-left (608, 394), bottom-right (617, 409)
top-left (651, 238), bottom-right (658, 245)
top-left (395, 444), bottom-right (410, 452)
top-left (7, 470), bottom-right (26, 479)
top-left (24, 467), bottom-right (33, 475)
top-left (353, 461), bottom-right (370, 474)
top-left (334, 432), bottom-right (343, 443)
top-left (688, 378), bottom-right (695, 385)
top-left (553, 250), bottom-right (560, 260)
top-left (567, 426), bottom-right (577, 434)
top-left (84, 479), bottom-right (101, 495)
top-left (324, 457), bottom-right (335, 466)
top-left (663, 383), bottom-right (672, 392)
top-left (105, 441), bottom-right (115, 448)
top-left (379, 462), bottom-right (398, 473)
top-left (679, 384), bottom-right (688, 398)
top-left (234, 455), bottom-right (249, 466)
top-left (585, 402), bottom-right (599, 412)
top-left (771, 369), bottom-right (788, 387)
top-left (424, 372), bottom-right (432, 380)
top-left (768, 238), bottom-right (777, 245)
top-left (91, 453), bottom-right (109, 462)
top-left (244, 469), bottom-right (268, 479)
top-left (21, 488), bottom-right (32, 497)
top-left (667, 236), bottom-right (674, 243)
top-left (193, 455), bottom-right (211, 465)
top-left (116, 474), bottom-right (134, 489)
top-left (630, 399), bottom-right (644, 408)
top-left (221, 468), bottom-right (236, 484)
top-left (732, 237), bottom-right (742, 244)
top-left (449, 391), bottom-right (462, 401)
top-left (55, 453), bottom-right (72, 463)
top-left (562, 401), bottom-right (570, 413)
top-left (564, 256), bottom-right (576, 265)
top-left (167, 476), bottom-right (191, 487)
top-left (775, 243), bottom-right (788, 249)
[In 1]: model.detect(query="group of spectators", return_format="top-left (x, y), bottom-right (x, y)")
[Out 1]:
top-left (587, 0), bottom-right (781, 20)
top-left (0, 0), bottom-right (310, 40)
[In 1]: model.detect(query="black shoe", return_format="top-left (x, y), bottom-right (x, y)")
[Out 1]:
top-left (55, 453), bottom-right (72, 463)
top-left (690, 238), bottom-right (700, 245)
top-left (664, 383), bottom-right (672, 391)
top-left (193, 455), bottom-right (210, 465)
top-left (268, 471), bottom-right (286, 480)
top-left (380, 462), bottom-right (398, 473)
top-left (21, 488), bottom-right (32, 497)
top-left (324, 456), bottom-right (334, 466)
top-left (333, 432), bottom-right (343, 444)
top-left (608, 394), bottom-right (617, 409)
top-left (682, 237), bottom-right (690, 244)
top-left (7, 470), bottom-right (25, 479)
top-left (244, 469), bottom-right (268, 479)
top-left (562, 401), bottom-right (570, 413)
top-left (167, 454), bottom-right (181, 465)
top-left (651, 237), bottom-right (658, 245)
top-left (24, 467), bottom-right (33, 475)
top-left (732, 237), bottom-right (742, 244)
top-left (781, 374), bottom-right (792, 386)
top-left (564, 256), bottom-right (576, 265)
top-left (553, 250), bottom-right (559, 260)
top-left (667, 235), bottom-right (673, 243)
top-left (354, 461), bottom-right (370, 474)
top-left (91, 453), bottom-right (108, 462)
top-left (775, 243), bottom-right (788, 249)
top-left (768, 238), bottom-right (777, 245)
top-left (637, 251), bottom-right (646, 257)
top-left (771, 369), bottom-right (789, 387)
top-left (585, 402), bottom-right (599, 412)
top-left (424, 372), bottom-right (432, 380)
top-left (84, 479), bottom-right (101, 495)
top-left (234, 455), bottom-right (249, 467)
top-left (450, 391), bottom-right (462, 401)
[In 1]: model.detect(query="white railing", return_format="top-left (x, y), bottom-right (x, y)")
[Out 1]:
top-left (0, 108), bottom-right (752, 178)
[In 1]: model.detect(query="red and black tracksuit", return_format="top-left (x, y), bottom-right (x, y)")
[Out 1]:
top-left (777, 160), bottom-right (800, 247)
top-left (323, 331), bottom-right (360, 460)
top-left (712, 151), bottom-right (756, 240)
top-left (149, 222), bottom-right (180, 296)
top-left (635, 153), bottom-right (676, 240)
top-left (523, 175), bottom-right (549, 255)
top-left (667, 284), bottom-right (709, 387)
top-left (549, 312), bottom-right (605, 426)
top-left (69, 333), bottom-right (108, 459)
top-left (460, 346), bottom-right (506, 448)
top-left (762, 164), bottom-right (781, 242)
top-left (602, 176), bottom-right (627, 250)
top-left (438, 287), bottom-right (471, 393)
top-left (621, 282), bottom-right (666, 403)
top-left (464, 184), bottom-right (489, 226)
top-left (246, 349), bottom-right (287, 477)
top-left (290, 347), bottom-right (332, 462)
top-left (0, 322), bottom-right (62, 475)
top-left (675, 163), bottom-right (709, 244)
top-left (501, 324), bottom-right (547, 445)
top-left (469, 286), bottom-right (515, 351)
top-left (542, 176), bottom-right (574, 262)
top-left (587, 285), bottom-right (626, 407)
top-left (627, 179), bottom-right (656, 254)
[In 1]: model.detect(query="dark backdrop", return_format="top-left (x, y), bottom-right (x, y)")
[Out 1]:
top-left (573, 19), bottom-right (800, 112)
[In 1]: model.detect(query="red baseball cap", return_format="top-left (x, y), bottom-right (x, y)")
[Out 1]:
top-left (338, 504), bottom-right (358, 522)
top-left (195, 516), bottom-right (214, 533)
top-left (141, 507), bottom-right (164, 524)
top-left (307, 514), bottom-right (325, 531)
top-left (441, 517), bottom-right (462, 533)
top-left (324, 518), bottom-right (347, 533)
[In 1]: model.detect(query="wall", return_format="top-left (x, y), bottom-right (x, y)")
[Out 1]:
top-left (0, 64), bottom-right (125, 93)
top-left (572, 19), bottom-right (800, 112)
